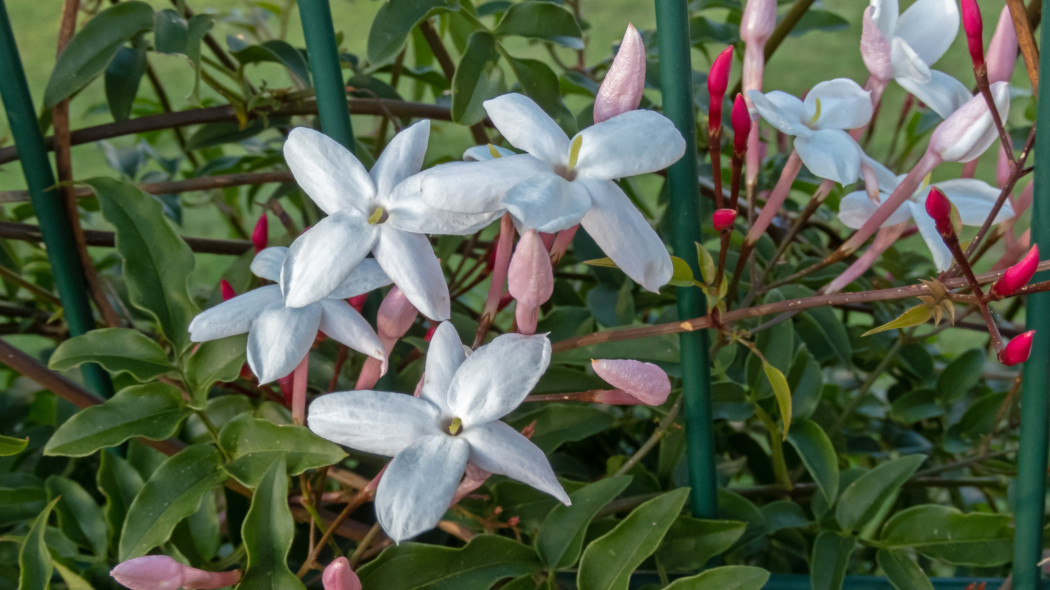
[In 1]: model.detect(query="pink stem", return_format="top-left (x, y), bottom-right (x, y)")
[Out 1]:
top-left (183, 569), bottom-right (243, 590)
top-left (549, 225), bottom-right (579, 264)
top-left (474, 214), bottom-right (515, 347)
top-left (825, 222), bottom-right (908, 294)
top-left (291, 353), bottom-right (309, 425)
top-left (961, 159), bottom-right (978, 178)
top-left (745, 150), bottom-right (802, 247)
top-left (743, 42), bottom-right (766, 192)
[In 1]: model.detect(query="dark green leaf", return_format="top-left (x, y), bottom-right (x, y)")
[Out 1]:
top-left (44, 383), bottom-right (187, 457)
top-left (798, 306), bottom-right (851, 365)
top-left (97, 452), bottom-right (144, 553)
top-left (876, 548), bottom-right (934, 590)
top-left (881, 505), bottom-right (1012, 566)
top-left (183, 335), bottom-right (248, 408)
top-left (368, 0), bottom-right (459, 65)
top-left (786, 419), bottom-right (838, 504)
top-left (358, 535), bottom-right (541, 590)
top-left (936, 349), bottom-right (984, 402)
top-left (536, 476), bottom-right (631, 568)
top-left (507, 57), bottom-right (563, 119)
top-left (154, 9), bottom-right (188, 53)
top-left (86, 177), bottom-right (198, 351)
top-left (185, 118), bottom-right (289, 150)
top-left (172, 488), bottom-right (221, 564)
top-left (836, 454), bottom-right (925, 533)
top-left (230, 38), bottom-right (311, 87)
top-left (104, 45), bottom-right (147, 122)
top-left (655, 517), bottom-right (747, 572)
top-left (0, 434), bottom-right (28, 456)
top-left (45, 476), bottom-right (107, 557)
top-left (451, 31), bottom-right (503, 125)
top-left (0, 484), bottom-right (47, 527)
top-left (18, 498), bottom-right (59, 590)
top-left (240, 458), bottom-right (303, 590)
top-left (890, 389), bottom-right (944, 424)
top-left (218, 414), bottom-right (346, 488)
top-left (494, 2), bottom-right (583, 49)
top-left (49, 328), bottom-right (175, 382)
top-left (663, 565), bottom-right (770, 590)
top-left (44, 2), bottom-right (155, 108)
top-left (789, 9), bottom-right (850, 37)
top-left (811, 532), bottom-right (855, 590)
top-left (119, 444), bottom-right (226, 560)
top-left (506, 404), bottom-right (613, 453)
top-left (577, 488), bottom-right (689, 590)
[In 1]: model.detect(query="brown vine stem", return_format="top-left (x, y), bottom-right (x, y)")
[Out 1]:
top-left (297, 487), bottom-right (376, 577)
top-left (0, 171), bottom-right (294, 204)
top-left (0, 221), bottom-right (253, 256)
top-left (418, 19), bottom-right (489, 145)
top-left (144, 63), bottom-right (200, 168)
top-left (613, 396), bottom-right (683, 477)
top-left (1007, 0), bottom-right (1040, 98)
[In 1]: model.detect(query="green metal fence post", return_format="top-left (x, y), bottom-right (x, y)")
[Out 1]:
top-left (0, 0), bottom-right (111, 396)
top-left (297, 0), bottom-right (356, 154)
top-left (1012, 3), bottom-right (1050, 586)
top-left (655, 0), bottom-right (718, 518)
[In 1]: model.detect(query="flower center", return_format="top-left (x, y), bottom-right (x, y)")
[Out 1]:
top-left (368, 206), bottom-right (389, 225)
top-left (807, 97), bottom-right (822, 128)
top-left (446, 417), bottom-right (463, 436)
top-left (554, 135), bottom-right (584, 181)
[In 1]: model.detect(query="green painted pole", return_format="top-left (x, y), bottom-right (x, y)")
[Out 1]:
top-left (1012, 3), bottom-right (1050, 587)
top-left (655, 0), bottom-right (718, 518)
top-left (0, 0), bottom-right (111, 396)
top-left (297, 0), bottom-right (356, 154)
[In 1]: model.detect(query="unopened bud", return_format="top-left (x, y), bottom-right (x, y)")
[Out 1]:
top-left (987, 7), bottom-right (1019, 84)
top-left (961, 0), bottom-right (985, 69)
top-left (377, 287), bottom-right (418, 351)
top-left (929, 82), bottom-right (1010, 163)
top-left (713, 208), bottom-right (737, 232)
top-left (708, 46), bottom-right (734, 133)
top-left (220, 279), bottom-right (236, 301)
top-left (741, 0), bottom-right (776, 45)
top-left (999, 330), bottom-right (1035, 366)
top-left (992, 245), bottom-right (1040, 297)
top-left (591, 359), bottom-right (671, 406)
top-left (322, 557), bottom-right (362, 590)
top-left (111, 555), bottom-right (241, 590)
top-left (594, 23), bottom-right (646, 124)
top-left (860, 6), bottom-right (893, 81)
top-left (252, 214), bottom-right (268, 253)
top-left (731, 94), bottom-right (751, 155)
top-left (508, 230), bottom-right (554, 335)
top-left (924, 187), bottom-right (954, 236)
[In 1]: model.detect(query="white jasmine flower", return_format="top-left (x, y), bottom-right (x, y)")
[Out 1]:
top-left (188, 247), bottom-right (389, 384)
top-left (307, 322), bottom-right (570, 542)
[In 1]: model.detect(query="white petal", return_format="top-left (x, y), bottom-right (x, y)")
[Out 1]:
top-left (250, 247), bottom-right (288, 282)
top-left (578, 179), bottom-right (672, 291)
top-left (280, 211), bottom-right (379, 308)
top-left (862, 156), bottom-right (900, 191)
top-left (573, 110), bottom-right (686, 179)
top-left (188, 285), bottom-right (282, 341)
top-left (327, 259), bottom-right (393, 299)
top-left (805, 79), bottom-right (873, 130)
top-left (895, 0), bottom-right (958, 66)
top-left (483, 94), bottom-right (570, 166)
top-left (463, 144), bottom-right (517, 161)
top-left (307, 390), bottom-right (442, 457)
top-left (462, 421), bottom-right (569, 504)
top-left (503, 174), bottom-right (591, 232)
top-left (895, 69), bottom-right (972, 119)
top-left (247, 302), bottom-right (321, 384)
top-left (386, 172), bottom-right (501, 235)
top-left (284, 127), bottom-right (376, 216)
top-left (318, 299), bottom-right (386, 363)
top-left (793, 129), bottom-right (863, 184)
top-left (420, 322), bottom-right (466, 415)
top-left (747, 90), bottom-right (811, 136)
top-left (416, 156), bottom-right (552, 214)
top-left (870, 0), bottom-right (898, 38)
top-left (375, 435), bottom-right (469, 543)
top-left (908, 200), bottom-right (953, 270)
top-left (447, 332), bottom-right (551, 427)
top-left (371, 120), bottom-right (430, 198)
top-left (373, 227), bottom-right (450, 321)
top-left (934, 179), bottom-right (1014, 225)
top-left (890, 37), bottom-right (933, 85)
top-left (837, 191), bottom-right (911, 229)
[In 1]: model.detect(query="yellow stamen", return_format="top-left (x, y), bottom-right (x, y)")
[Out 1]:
top-left (921, 173), bottom-right (932, 190)
top-left (448, 417), bottom-right (462, 436)
top-left (488, 144), bottom-right (502, 159)
top-left (368, 206), bottom-right (385, 225)
top-left (808, 97), bottom-right (822, 127)
top-left (567, 135), bottom-right (583, 171)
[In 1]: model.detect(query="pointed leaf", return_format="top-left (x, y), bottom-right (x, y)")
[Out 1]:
top-left (882, 505), bottom-right (1013, 566)
top-left (18, 498), bottom-right (59, 590)
top-left (836, 455), bottom-right (925, 533)
top-left (811, 532), bottom-right (855, 590)
top-left (240, 458), bottom-right (306, 590)
top-left (49, 328), bottom-right (176, 382)
top-left (537, 475), bottom-right (632, 568)
top-left (876, 548), bottom-right (934, 590)
top-left (763, 361), bottom-right (792, 438)
top-left (358, 535), bottom-right (540, 589)
top-left (663, 565), bottom-right (771, 590)
top-left (861, 305), bottom-right (932, 337)
top-left (695, 242), bottom-right (716, 285)
top-left (451, 31), bottom-right (503, 125)
top-left (97, 452), bottom-right (144, 553)
top-left (0, 434), bottom-right (28, 456)
top-left (183, 335), bottom-right (248, 408)
top-left (668, 256), bottom-right (696, 287)
top-left (104, 45), bottom-right (147, 122)
top-left (786, 419), bottom-right (839, 504)
top-left (367, 0), bottom-right (458, 65)
top-left (654, 517), bottom-right (748, 571)
top-left (218, 414), bottom-right (347, 488)
top-left (494, 1), bottom-right (583, 49)
top-left (46, 476), bottom-right (107, 557)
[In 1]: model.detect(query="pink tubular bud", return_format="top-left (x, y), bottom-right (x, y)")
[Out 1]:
top-left (322, 557), bottom-right (362, 590)
top-left (347, 294), bottom-right (368, 313)
top-left (929, 82), bottom-right (1010, 162)
top-left (252, 214), bottom-right (268, 254)
top-left (591, 359), bottom-right (672, 406)
top-left (111, 556), bottom-right (241, 590)
top-left (731, 94), bottom-right (751, 155)
top-left (987, 7), bottom-right (1019, 84)
top-left (961, 0), bottom-right (985, 69)
top-left (708, 46), bottom-right (734, 132)
top-left (594, 23), bottom-right (646, 124)
top-left (992, 245), bottom-right (1040, 297)
top-left (220, 279), bottom-right (236, 301)
top-left (999, 330), bottom-right (1035, 366)
top-left (860, 6), bottom-right (893, 81)
top-left (741, 0), bottom-right (776, 45)
top-left (713, 208), bottom-right (737, 232)
top-left (924, 187), bottom-right (954, 236)
top-left (377, 287), bottom-right (418, 352)
top-left (508, 230), bottom-right (554, 335)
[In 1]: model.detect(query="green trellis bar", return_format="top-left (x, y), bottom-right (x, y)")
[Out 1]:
top-left (298, 0), bottom-right (356, 154)
top-left (1012, 1), bottom-right (1050, 587)
top-left (654, 0), bottom-right (718, 518)
top-left (0, 0), bottom-right (111, 396)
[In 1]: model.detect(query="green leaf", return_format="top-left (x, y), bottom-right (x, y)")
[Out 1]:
top-left (577, 488), bottom-right (689, 590)
top-left (663, 565), bottom-right (770, 590)
top-left (695, 242), bottom-right (716, 285)
top-left (367, 0), bottom-right (459, 65)
top-left (18, 498), bottom-right (59, 590)
top-left (507, 57), bottom-right (563, 119)
top-left (44, 2), bottom-right (155, 108)
top-left (890, 389), bottom-right (944, 424)
top-left (85, 177), bottom-right (198, 351)
top-left (861, 305), bottom-right (932, 337)
top-left (786, 419), bottom-right (838, 504)
top-left (0, 434), bottom-right (28, 456)
top-left (230, 38), bottom-right (312, 87)
top-left (49, 328), bottom-right (175, 382)
top-left (183, 335), bottom-right (248, 408)
top-left (763, 361), bottom-right (792, 437)
top-left (451, 31), bottom-right (503, 125)
top-left (172, 488), bottom-right (221, 564)
top-left (506, 404), bottom-right (613, 453)
top-left (876, 548), bottom-right (934, 590)
top-left (654, 517), bottom-right (747, 572)
top-left (789, 9), bottom-right (850, 37)
top-left (154, 9), bottom-right (189, 53)
top-left (119, 444), bottom-right (227, 560)
top-left (668, 256), bottom-right (696, 287)
top-left (835, 454), bottom-right (925, 534)
top-left (44, 383), bottom-right (187, 457)
top-left (798, 306), bottom-right (852, 365)
top-left (811, 532), bottom-right (855, 590)
top-left (936, 349), bottom-right (985, 402)
top-left (51, 560), bottom-right (94, 590)
top-left (45, 476), bottom-right (107, 557)
top-left (0, 482), bottom-right (47, 527)
top-left (536, 476), bottom-right (631, 568)
top-left (881, 505), bottom-right (1013, 566)
top-left (358, 535), bottom-right (540, 589)
top-left (218, 414), bottom-right (347, 488)
top-left (97, 452), bottom-right (144, 553)
top-left (239, 458), bottom-right (303, 590)
top-left (104, 45), bottom-right (147, 122)
top-left (494, 2), bottom-right (583, 49)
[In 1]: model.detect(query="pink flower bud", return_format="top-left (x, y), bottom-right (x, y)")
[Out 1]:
top-left (741, 0), bottom-right (776, 45)
top-left (987, 7), bottom-right (1019, 84)
top-left (591, 359), bottom-right (671, 405)
top-left (377, 287), bottom-right (418, 351)
top-left (347, 294), bottom-right (368, 313)
top-left (508, 230), bottom-right (554, 335)
top-left (992, 245), bottom-right (1040, 297)
top-left (220, 279), bottom-right (236, 301)
top-left (924, 187), bottom-right (954, 236)
top-left (111, 556), bottom-right (241, 590)
top-left (713, 208), bottom-right (737, 231)
top-left (708, 46), bottom-right (734, 132)
top-left (594, 23), bottom-right (646, 124)
top-left (860, 5), bottom-right (893, 81)
top-left (999, 330), bottom-right (1035, 366)
top-left (961, 0), bottom-right (985, 69)
top-left (252, 214), bottom-right (268, 254)
top-left (322, 557), bottom-right (362, 590)
top-left (929, 82), bottom-right (1010, 162)
top-left (731, 94), bottom-right (751, 155)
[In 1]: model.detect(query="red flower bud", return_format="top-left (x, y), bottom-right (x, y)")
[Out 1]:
top-left (999, 330), bottom-right (1035, 366)
top-left (731, 94), bottom-right (751, 155)
top-left (220, 279), bottom-right (236, 301)
top-left (708, 46), bottom-right (734, 133)
top-left (924, 187), bottom-right (953, 236)
top-left (992, 245), bottom-right (1039, 297)
top-left (961, 0), bottom-right (985, 69)
top-left (713, 208), bottom-right (737, 232)
top-left (252, 214), bottom-right (268, 253)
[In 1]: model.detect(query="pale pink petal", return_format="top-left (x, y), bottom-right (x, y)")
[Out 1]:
top-left (594, 24), bottom-right (646, 123)
top-left (322, 557), bottom-right (362, 590)
top-left (591, 359), bottom-right (671, 405)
